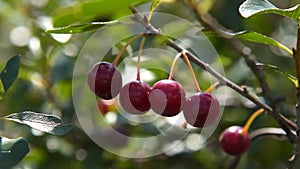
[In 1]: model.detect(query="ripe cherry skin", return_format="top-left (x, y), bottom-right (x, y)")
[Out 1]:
top-left (183, 92), bottom-right (220, 128)
top-left (87, 62), bottom-right (122, 100)
top-left (119, 81), bottom-right (151, 114)
top-left (219, 126), bottom-right (250, 155)
top-left (149, 79), bottom-right (186, 117)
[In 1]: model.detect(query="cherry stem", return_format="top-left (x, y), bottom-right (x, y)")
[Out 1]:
top-left (241, 108), bottom-right (265, 136)
top-left (168, 51), bottom-right (201, 92)
top-left (148, 10), bottom-right (154, 22)
top-left (137, 35), bottom-right (146, 81)
top-left (181, 51), bottom-right (201, 92)
top-left (168, 52), bottom-right (182, 80)
top-left (112, 34), bottom-right (144, 66)
top-left (205, 82), bottom-right (219, 93)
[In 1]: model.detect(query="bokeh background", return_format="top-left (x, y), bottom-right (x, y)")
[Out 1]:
top-left (0, 0), bottom-right (299, 168)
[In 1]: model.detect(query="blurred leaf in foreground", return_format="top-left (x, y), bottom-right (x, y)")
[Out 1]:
top-left (4, 111), bottom-right (72, 136)
top-left (0, 55), bottom-right (20, 99)
top-left (0, 137), bottom-right (29, 168)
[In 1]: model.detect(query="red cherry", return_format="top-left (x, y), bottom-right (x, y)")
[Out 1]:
top-left (219, 126), bottom-right (250, 155)
top-left (97, 99), bottom-right (116, 115)
top-left (119, 81), bottom-right (151, 114)
top-left (149, 79), bottom-right (186, 117)
top-left (87, 62), bottom-right (122, 99)
top-left (183, 92), bottom-right (220, 128)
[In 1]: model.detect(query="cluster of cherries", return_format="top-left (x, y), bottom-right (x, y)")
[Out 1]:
top-left (87, 44), bottom-right (264, 157)
top-left (87, 61), bottom-right (220, 128)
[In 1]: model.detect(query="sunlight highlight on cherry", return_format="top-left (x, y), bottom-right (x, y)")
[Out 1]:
top-left (149, 79), bottom-right (186, 117)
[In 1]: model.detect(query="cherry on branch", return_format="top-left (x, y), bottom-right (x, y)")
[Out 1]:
top-left (219, 109), bottom-right (264, 155)
top-left (87, 62), bottom-right (122, 100)
top-left (219, 126), bottom-right (250, 155)
top-left (183, 92), bottom-right (220, 128)
top-left (119, 81), bottom-right (151, 114)
top-left (149, 79), bottom-right (186, 117)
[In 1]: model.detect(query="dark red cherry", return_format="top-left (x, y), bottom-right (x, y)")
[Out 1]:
top-left (183, 92), bottom-right (220, 128)
top-left (149, 79), bottom-right (186, 117)
top-left (219, 126), bottom-right (250, 155)
top-left (119, 81), bottom-right (151, 114)
top-left (87, 62), bottom-right (122, 100)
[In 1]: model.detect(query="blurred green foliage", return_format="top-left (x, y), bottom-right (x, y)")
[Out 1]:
top-left (0, 0), bottom-right (300, 168)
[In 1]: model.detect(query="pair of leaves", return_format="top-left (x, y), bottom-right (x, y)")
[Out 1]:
top-left (0, 112), bottom-right (72, 168)
top-left (239, 0), bottom-right (300, 21)
top-left (0, 55), bottom-right (20, 100)
top-left (205, 0), bottom-right (298, 57)
top-left (228, 0), bottom-right (299, 56)
top-left (0, 56), bottom-right (72, 135)
top-left (235, 0), bottom-right (299, 85)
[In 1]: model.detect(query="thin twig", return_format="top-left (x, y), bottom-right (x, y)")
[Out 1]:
top-left (288, 22), bottom-right (300, 169)
top-left (250, 127), bottom-right (287, 140)
top-left (228, 155), bottom-right (241, 169)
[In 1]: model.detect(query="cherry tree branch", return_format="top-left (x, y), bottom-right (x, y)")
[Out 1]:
top-left (288, 22), bottom-right (300, 169)
top-left (129, 7), bottom-right (297, 144)
top-left (182, 0), bottom-right (297, 131)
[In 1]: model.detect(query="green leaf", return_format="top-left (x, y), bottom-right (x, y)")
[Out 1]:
top-left (239, 0), bottom-right (300, 20)
top-left (46, 21), bottom-right (119, 34)
top-left (0, 54), bottom-right (20, 92)
top-left (0, 80), bottom-right (4, 100)
top-left (51, 0), bottom-right (151, 27)
top-left (0, 137), bottom-right (29, 168)
top-left (151, 0), bottom-right (162, 12)
top-left (4, 111), bottom-right (72, 136)
top-left (225, 30), bottom-right (293, 56)
top-left (256, 63), bottom-right (299, 87)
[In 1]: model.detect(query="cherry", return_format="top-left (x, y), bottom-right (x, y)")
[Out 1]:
top-left (119, 81), bottom-right (151, 114)
top-left (219, 126), bottom-right (250, 155)
top-left (149, 79), bottom-right (186, 117)
top-left (97, 99), bottom-right (116, 115)
top-left (183, 92), bottom-right (220, 128)
top-left (87, 62), bottom-right (122, 100)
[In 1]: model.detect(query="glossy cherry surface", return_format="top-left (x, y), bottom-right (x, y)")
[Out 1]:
top-left (87, 62), bottom-right (122, 99)
top-left (183, 92), bottom-right (220, 128)
top-left (149, 79), bottom-right (186, 117)
top-left (119, 81), bottom-right (151, 114)
top-left (219, 126), bottom-right (250, 155)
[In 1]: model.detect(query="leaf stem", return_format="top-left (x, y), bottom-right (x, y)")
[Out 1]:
top-left (112, 34), bottom-right (144, 66)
